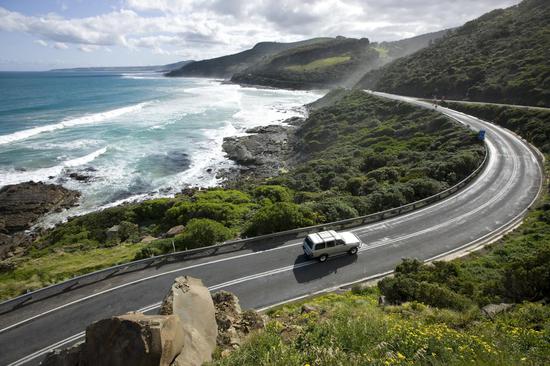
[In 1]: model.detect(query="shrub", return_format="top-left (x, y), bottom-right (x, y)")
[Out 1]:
top-left (174, 218), bottom-right (234, 250)
top-left (378, 277), bottom-right (474, 311)
top-left (253, 185), bottom-right (293, 204)
top-left (309, 197), bottom-right (359, 222)
top-left (244, 202), bottom-right (315, 236)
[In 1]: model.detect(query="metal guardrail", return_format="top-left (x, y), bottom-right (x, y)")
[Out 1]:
top-left (0, 146), bottom-right (489, 315)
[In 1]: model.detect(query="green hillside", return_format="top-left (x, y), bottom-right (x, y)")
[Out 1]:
top-left (231, 37), bottom-right (376, 89)
top-left (231, 31), bottom-right (450, 89)
top-left (165, 38), bottom-right (331, 78)
top-left (167, 31), bottom-right (448, 88)
top-left (357, 0), bottom-right (550, 107)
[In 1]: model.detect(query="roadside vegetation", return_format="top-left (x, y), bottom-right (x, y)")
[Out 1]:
top-left (440, 101), bottom-right (550, 153)
top-left (0, 90), bottom-right (484, 300)
top-left (209, 290), bottom-right (549, 365)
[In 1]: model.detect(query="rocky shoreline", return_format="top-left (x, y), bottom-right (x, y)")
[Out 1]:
top-left (0, 181), bottom-right (80, 259)
top-left (218, 116), bottom-right (305, 186)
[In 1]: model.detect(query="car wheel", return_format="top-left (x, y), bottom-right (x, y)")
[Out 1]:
top-left (348, 247), bottom-right (358, 255)
top-left (319, 254), bottom-right (328, 262)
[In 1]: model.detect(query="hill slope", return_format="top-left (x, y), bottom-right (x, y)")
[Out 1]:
top-left (230, 37), bottom-right (375, 89)
top-left (165, 39), bottom-right (330, 78)
top-left (231, 32), bottom-right (450, 89)
top-left (357, 0), bottom-right (550, 106)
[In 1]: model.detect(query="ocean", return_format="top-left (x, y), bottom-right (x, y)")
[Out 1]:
top-left (0, 71), bottom-right (321, 225)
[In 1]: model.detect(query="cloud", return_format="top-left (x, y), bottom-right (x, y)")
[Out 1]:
top-left (78, 45), bottom-right (98, 52)
top-left (0, 0), bottom-right (522, 62)
top-left (53, 42), bottom-right (69, 49)
top-left (34, 39), bottom-right (48, 47)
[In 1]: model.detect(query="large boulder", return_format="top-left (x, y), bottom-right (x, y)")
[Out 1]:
top-left (83, 313), bottom-right (184, 366)
top-left (41, 314), bottom-right (184, 366)
top-left (160, 276), bottom-right (218, 366)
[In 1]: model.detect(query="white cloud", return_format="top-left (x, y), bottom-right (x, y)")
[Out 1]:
top-left (78, 45), bottom-right (98, 52)
top-left (53, 42), bottom-right (69, 49)
top-left (0, 1), bottom-right (522, 62)
top-left (34, 39), bottom-right (48, 47)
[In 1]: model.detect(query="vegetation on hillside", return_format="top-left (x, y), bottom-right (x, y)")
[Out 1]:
top-left (167, 30), bottom-right (447, 88)
top-left (209, 291), bottom-right (549, 365)
top-left (440, 101), bottom-right (550, 153)
top-left (357, 0), bottom-right (550, 107)
top-left (231, 37), bottom-right (378, 89)
top-left (0, 91), bottom-right (484, 299)
top-left (165, 38), bottom-right (332, 78)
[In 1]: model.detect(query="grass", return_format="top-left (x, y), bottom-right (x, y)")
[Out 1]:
top-left (0, 243), bottom-right (145, 299)
top-left (284, 55), bottom-right (351, 72)
top-left (209, 290), bottom-right (550, 365)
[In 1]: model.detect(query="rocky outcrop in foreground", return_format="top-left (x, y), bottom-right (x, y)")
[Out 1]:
top-left (0, 181), bottom-right (80, 259)
top-left (42, 276), bottom-right (264, 366)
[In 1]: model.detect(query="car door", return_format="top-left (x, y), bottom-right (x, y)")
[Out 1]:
top-left (324, 239), bottom-right (338, 255)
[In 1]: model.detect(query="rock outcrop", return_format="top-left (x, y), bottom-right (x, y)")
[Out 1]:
top-left (212, 291), bottom-right (265, 351)
top-left (42, 314), bottom-right (184, 366)
top-left (220, 124), bottom-right (298, 185)
top-left (84, 313), bottom-right (184, 366)
top-left (0, 181), bottom-right (80, 259)
top-left (165, 225), bottom-right (185, 238)
top-left (160, 276), bottom-right (218, 366)
top-left (0, 181), bottom-right (80, 234)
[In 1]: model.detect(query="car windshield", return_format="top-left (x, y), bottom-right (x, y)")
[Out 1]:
top-left (305, 237), bottom-right (313, 249)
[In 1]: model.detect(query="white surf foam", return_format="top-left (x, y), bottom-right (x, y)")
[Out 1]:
top-left (0, 147), bottom-right (107, 186)
top-left (0, 102), bottom-right (149, 145)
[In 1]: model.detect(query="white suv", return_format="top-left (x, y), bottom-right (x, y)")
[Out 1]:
top-left (302, 230), bottom-right (362, 262)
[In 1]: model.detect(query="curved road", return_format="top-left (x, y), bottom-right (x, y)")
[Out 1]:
top-left (0, 93), bottom-right (543, 366)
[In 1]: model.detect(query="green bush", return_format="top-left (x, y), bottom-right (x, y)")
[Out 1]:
top-left (174, 218), bottom-right (234, 250)
top-left (378, 276), bottom-right (474, 311)
top-left (252, 185), bottom-right (293, 204)
top-left (244, 202), bottom-right (315, 236)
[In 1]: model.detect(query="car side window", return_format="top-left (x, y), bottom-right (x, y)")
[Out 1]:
top-left (315, 243), bottom-right (326, 250)
top-left (326, 240), bottom-right (335, 248)
top-left (336, 240), bottom-right (345, 245)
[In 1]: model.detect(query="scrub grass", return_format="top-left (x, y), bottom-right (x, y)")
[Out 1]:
top-left (285, 56), bottom-right (352, 72)
top-left (210, 291), bottom-right (550, 366)
top-left (0, 243), bottom-right (145, 300)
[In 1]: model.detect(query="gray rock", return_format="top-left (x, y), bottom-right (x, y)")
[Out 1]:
top-left (481, 303), bottom-right (514, 319)
top-left (166, 225), bottom-right (185, 238)
top-left (41, 313), bottom-right (185, 366)
top-left (0, 181), bottom-right (80, 234)
top-left (106, 225), bottom-right (120, 243)
top-left (301, 304), bottom-right (318, 314)
top-left (41, 342), bottom-right (84, 366)
top-left (160, 276), bottom-right (218, 366)
top-left (212, 290), bottom-right (264, 351)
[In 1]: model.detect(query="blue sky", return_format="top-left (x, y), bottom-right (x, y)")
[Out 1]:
top-left (0, 0), bottom-right (521, 71)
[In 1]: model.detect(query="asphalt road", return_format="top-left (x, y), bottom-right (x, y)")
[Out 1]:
top-left (0, 93), bottom-right (543, 366)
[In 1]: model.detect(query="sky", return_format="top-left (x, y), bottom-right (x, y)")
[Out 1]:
top-left (0, 0), bottom-right (522, 71)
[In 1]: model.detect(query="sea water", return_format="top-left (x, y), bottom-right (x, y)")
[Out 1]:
top-left (0, 71), bottom-right (321, 225)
